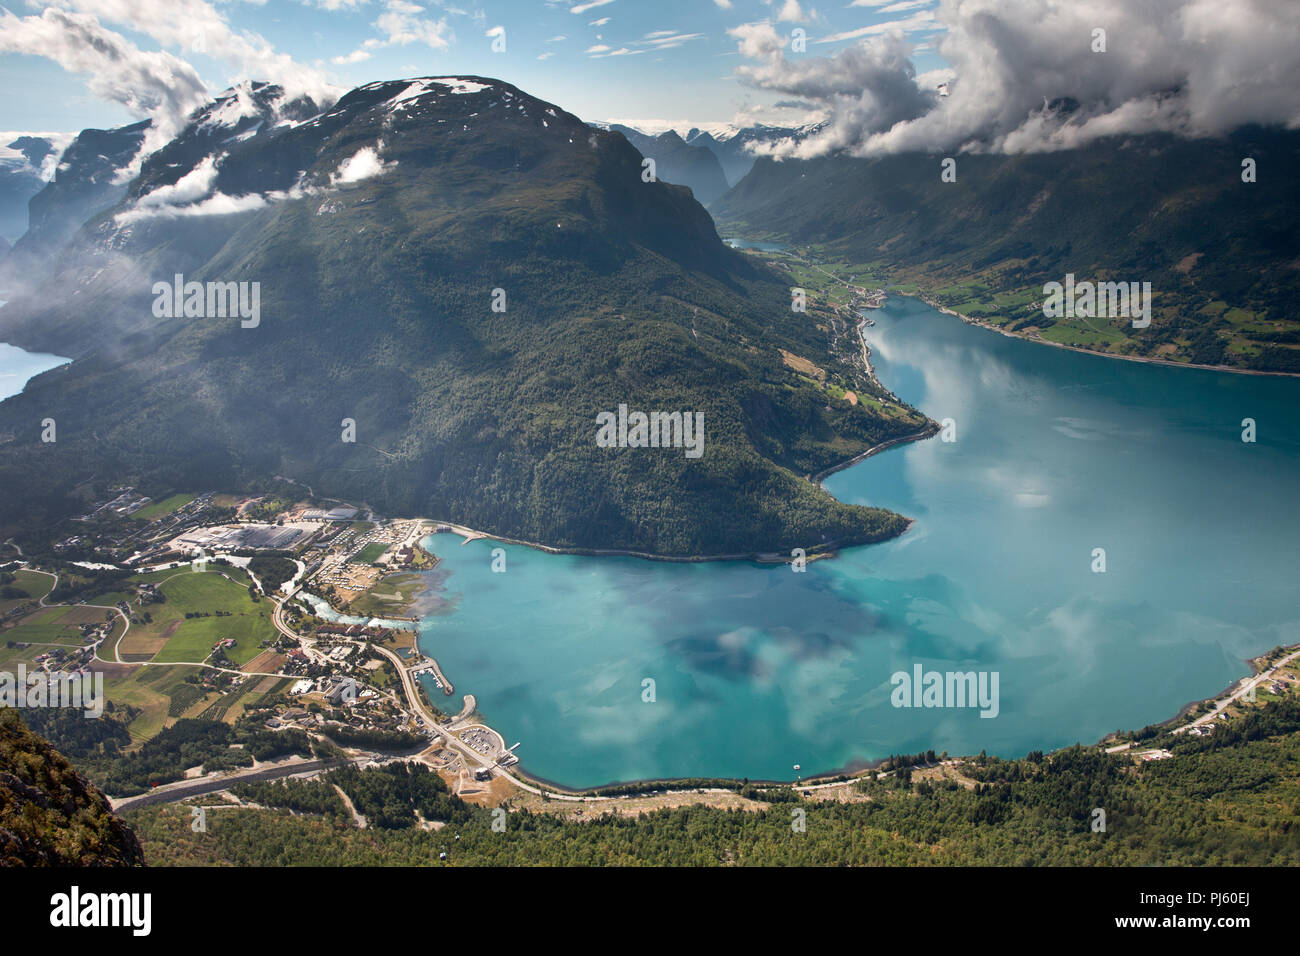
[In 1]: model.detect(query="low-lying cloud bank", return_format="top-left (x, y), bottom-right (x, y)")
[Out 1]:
top-left (734, 0), bottom-right (1300, 158)
top-left (113, 141), bottom-right (396, 226)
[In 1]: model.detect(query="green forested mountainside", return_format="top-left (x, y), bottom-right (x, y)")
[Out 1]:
top-left (712, 128), bottom-right (1300, 371)
top-left (0, 710), bottom-right (143, 866)
top-left (0, 77), bottom-right (929, 556)
top-left (17, 711), bottom-right (316, 798)
top-left (127, 698), bottom-right (1300, 867)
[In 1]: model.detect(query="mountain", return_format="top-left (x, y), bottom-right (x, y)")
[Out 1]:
top-left (712, 129), bottom-right (1300, 371)
top-left (125, 79), bottom-right (322, 205)
top-left (0, 135), bottom-right (60, 243)
top-left (686, 124), bottom-right (819, 187)
top-left (0, 121), bottom-right (149, 286)
top-left (0, 82), bottom-right (321, 293)
top-left (0, 710), bottom-right (144, 866)
top-left (0, 76), bottom-right (931, 557)
top-left (604, 125), bottom-right (730, 205)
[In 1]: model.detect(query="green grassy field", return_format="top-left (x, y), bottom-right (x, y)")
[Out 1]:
top-left (348, 572), bottom-right (425, 616)
top-left (354, 542), bottom-right (387, 565)
top-left (104, 665), bottom-right (206, 743)
top-left (0, 569), bottom-right (55, 615)
top-left (131, 493), bottom-right (195, 520)
top-left (114, 568), bottom-right (275, 666)
top-left (1, 604), bottom-right (108, 646)
top-left (5, 564), bottom-right (285, 745)
top-left (1039, 321), bottom-right (1130, 348)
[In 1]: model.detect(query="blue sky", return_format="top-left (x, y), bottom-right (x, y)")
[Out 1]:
top-left (0, 0), bottom-right (948, 134)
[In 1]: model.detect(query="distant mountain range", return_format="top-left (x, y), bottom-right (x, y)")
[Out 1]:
top-left (0, 76), bottom-right (927, 557)
top-left (601, 125), bottom-right (730, 205)
top-left (685, 124), bottom-right (821, 187)
top-left (0, 133), bottom-right (68, 244)
top-left (712, 129), bottom-right (1300, 371)
top-left (599, 122), bottom-right (821, 195)
top-left (0, 121), bottom-right (149, 283)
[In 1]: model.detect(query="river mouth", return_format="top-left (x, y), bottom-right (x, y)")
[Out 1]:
top-left (414, 295), bottom-right (1300, 789)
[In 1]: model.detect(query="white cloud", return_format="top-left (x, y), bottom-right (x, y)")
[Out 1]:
top-left (639, 32), bottom-right (705, 50)
top-left (333, 0), bottom-right (451, 65)
top-left (332, 48), bottom-right (373, 64)
top-left (570, 0), bottom-right (615, 14)
top-left (876, 0), bottom-right (935, 11)
top-left (135, 154), bottom-right (221, 208)
top-left (815, 11), bottom-right (937, 44)
top-left (776, 0), bottom-right (806, 22)
top-left (0, 7), bottom-right (210, 157)
top-left (116, 190), bottom-right (270, 224)
top-left (373, 3), bottom-right (452, 48)
top-left (734, 0), bottom-right (1300, 157)
top-left (43, 0), bottom-right (340, 111)
top-left (331, 143), bottom-right (393, 184)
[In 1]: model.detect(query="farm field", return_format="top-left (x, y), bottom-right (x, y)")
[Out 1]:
top-left (104, 664), bottom-right (205, 743)
top-left (131, 493), bottom-right (195, 520)
top-left (114, 568), bottom-right (276, 666)
top-left (2, 604), bottom-right (112, 647)
top-left (354, 542), bottom-right (387, 565)
top-left (0, 569), bottom-right (55, 615)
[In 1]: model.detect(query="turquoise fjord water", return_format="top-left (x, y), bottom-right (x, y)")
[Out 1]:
top-left (723, 238), bottom-right (788, 252)
top-left (0, 341), bottom-right (70, 401)
top-left (0, 300), bottom-right (72, 401)
top-left (417, 296), bottom-right (1300, 789)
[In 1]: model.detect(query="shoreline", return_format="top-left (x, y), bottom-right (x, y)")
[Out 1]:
top-left (917, 294), bottom-right (1300, 379)
top-left (495, 639), bottom-right (1300, 798)
top-left (810, 426), bottom-right (936, 485)
top-left (400, 304), bottom-right (935, 567)
top-left (413, 513), bottom-right (906, 567)
top-left (732, 239), bottom-right (1300, 379)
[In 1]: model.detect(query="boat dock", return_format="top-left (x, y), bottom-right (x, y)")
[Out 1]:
top-left (411, 655), bottom-right (454, 695)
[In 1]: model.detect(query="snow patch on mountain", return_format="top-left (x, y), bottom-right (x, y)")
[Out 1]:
top-left (200, 83), bottom-right (268, 132)
top-left (385, 77), bottom-right (495, 112)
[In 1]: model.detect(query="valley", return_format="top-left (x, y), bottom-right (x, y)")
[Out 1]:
top-left (710, 131), bottom-right (1300, 373)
